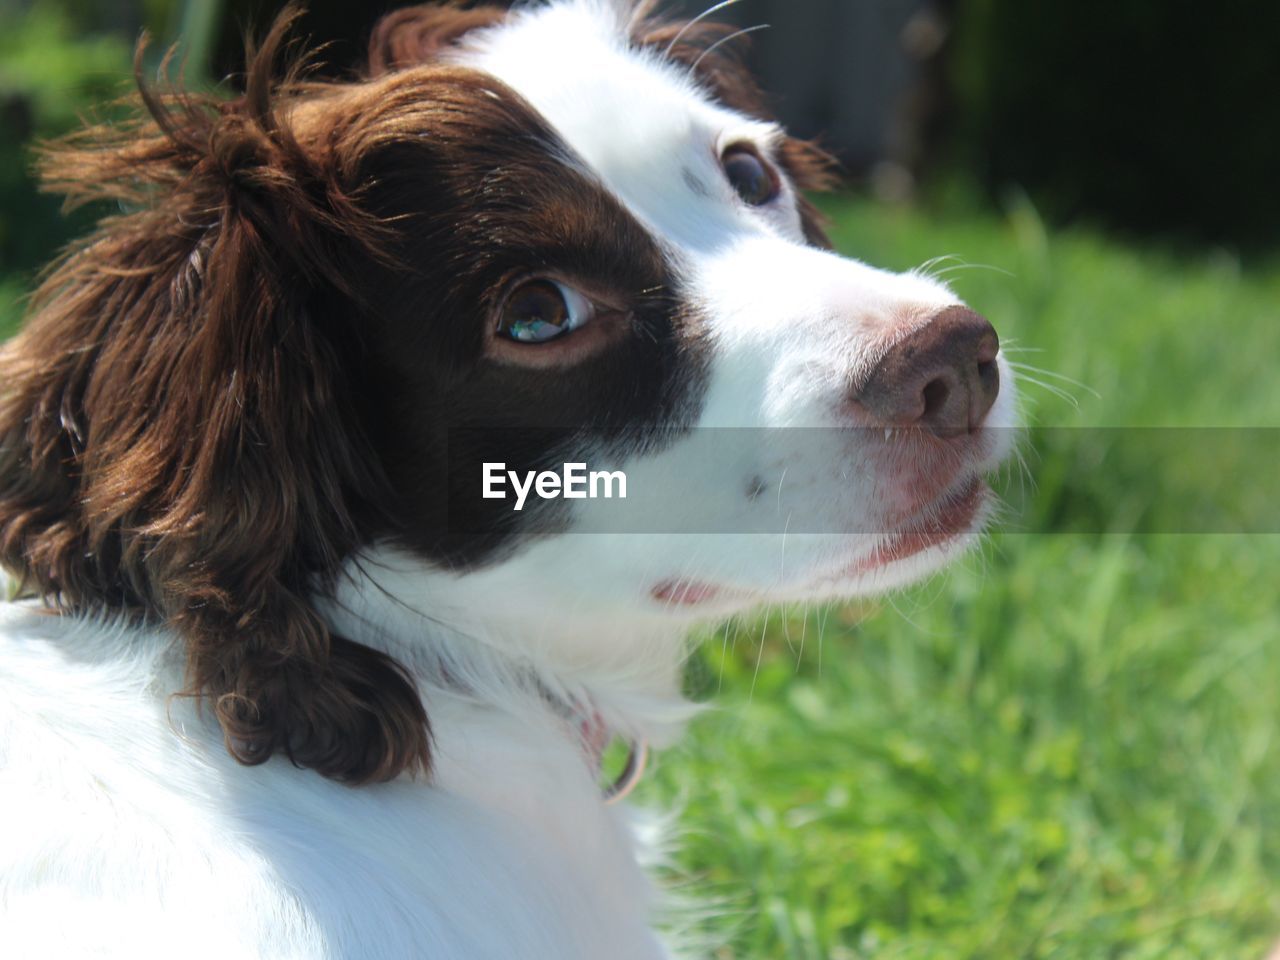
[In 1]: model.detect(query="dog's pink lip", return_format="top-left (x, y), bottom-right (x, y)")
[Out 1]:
top-left (650, 579), bottom-right (728, 607)
top-left (650, 478), bottom-right (988, 607)
top-left (849, 476), bottom-right (987, 574)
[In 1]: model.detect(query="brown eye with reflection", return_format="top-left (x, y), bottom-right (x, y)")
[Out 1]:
top-left (722, 144), bottom-right (779, 207)
top-left (497, 279), bottom-right (596, 344)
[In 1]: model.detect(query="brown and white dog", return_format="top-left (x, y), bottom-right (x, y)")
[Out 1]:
top-left (0, 2), bottom-right (1016, 957)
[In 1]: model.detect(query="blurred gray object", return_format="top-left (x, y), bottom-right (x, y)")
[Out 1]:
top-left (669, 0), bottom-right (948, 194)
top-left (78, 0), bottom-right (948, 193)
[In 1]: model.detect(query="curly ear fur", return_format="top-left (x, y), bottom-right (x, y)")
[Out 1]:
top-left (0, 10), bottom-right (430, 784)
top-left (366, 2), bottom-right (508, 75)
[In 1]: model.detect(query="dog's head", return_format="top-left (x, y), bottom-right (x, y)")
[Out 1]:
top-left (0, 0), bottom-right (1017, 782)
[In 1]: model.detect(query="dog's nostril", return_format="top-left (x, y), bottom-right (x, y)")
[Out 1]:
top-left (977, 359), bottom-right (999, 397)
top-left (921, 378), bottom-right (951, 421)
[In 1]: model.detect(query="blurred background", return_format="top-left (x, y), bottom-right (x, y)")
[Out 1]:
top-left (2, 2), bottom-right (1279, 958)
top-left (2, 0), bottom-right (1277, 290)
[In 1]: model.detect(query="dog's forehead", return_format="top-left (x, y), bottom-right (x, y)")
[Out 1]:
top-left (455, 0), bottom-right (779, 245)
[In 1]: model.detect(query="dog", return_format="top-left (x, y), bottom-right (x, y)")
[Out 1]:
top-left (0, 2), bottom-right (1017, 956)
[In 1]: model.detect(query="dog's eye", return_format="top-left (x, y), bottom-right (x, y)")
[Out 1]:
top-left (498, 279), bottom-right (595, 344)
top-left (722, 144), bottom-right (779, 206)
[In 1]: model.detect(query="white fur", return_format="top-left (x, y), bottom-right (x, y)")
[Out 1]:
top-left (0, 594), bottom-right (672, 959)
top-left (0, 2), bottom-right (1017, 957)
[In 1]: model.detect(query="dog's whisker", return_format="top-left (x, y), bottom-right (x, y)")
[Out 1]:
top-left (691, 23), bottom-right (771, 73)
top-left (663, 0), bottom-right (749, 57)
top-left (795, 603), bottom-right (808, 672)
top-left (930, 261), bottom-right (1016, 279)
top-left (717, 618), bottom-right (733, 694)
top-left (748, 602), bottom-right (771, 704)
top-left (911, 253), bottom-right (965, 281)
top-left (1006, 361), bottom-right (1102, 399)
top-left (817, 605), bottom-right (830, 677)
top-left (779, 511), bottom-right (792, 584)
top-left (1011, 371), bottom-right (1082, 408)
top-left (999, 339), bottom-right (1045, 354)
top-left (1008, 440), bottom-right (1037, 500)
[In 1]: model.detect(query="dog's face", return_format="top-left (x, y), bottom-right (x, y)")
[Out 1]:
top-left (0, 0), bottom-right (1017, 781)
top-left (348, 1), bottom-right (1018, 637)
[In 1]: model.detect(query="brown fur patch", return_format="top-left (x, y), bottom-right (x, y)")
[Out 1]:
top-left (0, 11), bottom-right (432, 785)
top-left (366, 2), bottom-right (508, 75)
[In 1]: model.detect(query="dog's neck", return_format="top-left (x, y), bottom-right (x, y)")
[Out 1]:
top-left (320, 545), bottom-right (702, 750)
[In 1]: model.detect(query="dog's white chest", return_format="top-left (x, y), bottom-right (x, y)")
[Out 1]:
top-left (0, 603), bottom-right (674, 960)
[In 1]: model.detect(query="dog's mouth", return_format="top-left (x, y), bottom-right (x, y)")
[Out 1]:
top-left (649, 475), bottom-right (990, 609)
top-left (844, 475), bottom-right (987, 575)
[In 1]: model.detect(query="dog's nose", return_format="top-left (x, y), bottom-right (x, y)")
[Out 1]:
top-left (854, 306), bottom-right (1000, 436)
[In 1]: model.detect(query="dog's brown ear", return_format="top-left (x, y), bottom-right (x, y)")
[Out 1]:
top-left (0, 11), bottom-right (430, 784)
top-left (367, 3), bottom-right (508, 75)
top-left (778, 139), bottom-right (840, 249)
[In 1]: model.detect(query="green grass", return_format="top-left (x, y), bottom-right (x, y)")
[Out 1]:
top-left (1, 278), bottom-right (27, 341)
top-left (638, 196), bottom-right (1280, 959)
top-left (4, 187), bottom-right (1278, 957)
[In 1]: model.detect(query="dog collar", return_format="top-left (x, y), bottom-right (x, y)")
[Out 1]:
top-left (438, 666), bottom-right (649, 803)
top-left (573, 706), bottom-right (650, 805)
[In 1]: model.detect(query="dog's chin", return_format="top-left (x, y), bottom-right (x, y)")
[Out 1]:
top-left (822, 475), bottom-right (990, 588)
top-left (649, 477), bottom-right (992, 614)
